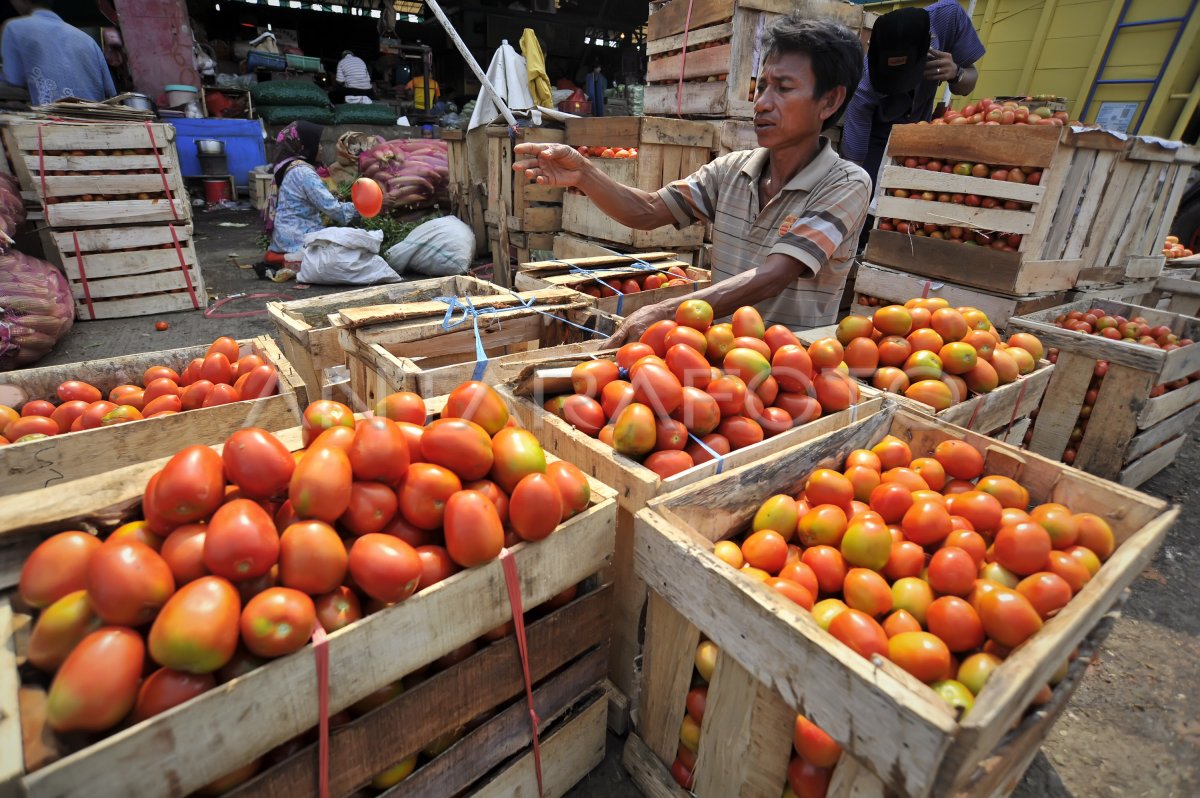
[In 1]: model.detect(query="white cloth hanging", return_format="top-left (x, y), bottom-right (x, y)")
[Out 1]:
top-left (468, 39), bottom-right (536, 131)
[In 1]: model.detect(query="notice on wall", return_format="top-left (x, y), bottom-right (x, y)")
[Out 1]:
top-left (1095, 101), bottom-right (1139, 133)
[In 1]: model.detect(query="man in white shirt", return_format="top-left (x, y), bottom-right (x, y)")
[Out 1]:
top-left (335, 50), bottom-right (374, 103)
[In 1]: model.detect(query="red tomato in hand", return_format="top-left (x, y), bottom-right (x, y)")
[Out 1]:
top-left (348, 534), bottom-right (422, 603)
top-left (352, 177), bottom-right (384, 217)
top-left (279, 520), bottom-right (347, 594)
top-left (154, 445), bottom-right (226, 524)
top-left (399, 462), bottom-right (462, 529)
top-left (132, 668), bottom-right (215, 722)
top-left (348, 416), bottom-right (410, 484)
top-left (290, 445), bottom-right (353, 522)
top-left (223, 427), bottom-right (295, 499)
top-left (203, 499), bottom-right (280, 581)
top-left (47, 627), bottom-right (144, 732)
top-left (86, 540), bottom-right (175, 625)
top-left (241, 587), bottom-right (316, 657)
top-left (443, 490), bottom-right (504, 567)
top-left (509, 473), bottom-right (564, 541)
top-left (19, 530), bottom-right (100, 608)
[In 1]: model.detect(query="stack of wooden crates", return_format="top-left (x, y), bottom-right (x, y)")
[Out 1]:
top-left (2, 120), bottom-right (203, 320)
top-left (858, 124), bottom-right (1199, 331)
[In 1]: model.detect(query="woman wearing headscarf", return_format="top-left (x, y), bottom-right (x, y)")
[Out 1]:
top-left (267, 121), bottom-right (358, 261)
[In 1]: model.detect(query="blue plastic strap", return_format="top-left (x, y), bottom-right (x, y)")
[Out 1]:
top-left (501, 290), bottom-right (610, 339)
top-left (435, 295), bottom-right (498, 381)
top-left (687, 431), bottom-right (726, 475)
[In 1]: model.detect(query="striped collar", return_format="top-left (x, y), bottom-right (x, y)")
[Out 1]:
top-left (736, 136), bottom-right (838, 192)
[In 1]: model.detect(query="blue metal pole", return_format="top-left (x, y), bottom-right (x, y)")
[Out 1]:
top-left (1133, 0), bottom-right (1197, 133)
top-left (1081, 0), bottom-right (1135, 122)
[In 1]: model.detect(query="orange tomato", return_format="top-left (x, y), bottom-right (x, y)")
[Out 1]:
top-left (731, 306), bottom-right (765, 339)
top-left (927, 547), bottom-right (977, 597)
top-left (934, 439), bottom-right (984, 480)
top-left (807, 338), bottom-right (844, 371)
top-left (871, 435), bottom-right (912, 470)
top-left (828, 608), bottom-right (889, 660)
top-left (640, 320), bottom-right (679, 357)
top-left (884, 540), bottom-right (925, 581)
top-left (645, 450), bottom-right (695, 479)
top-left (742, 528), bottom-right (789, 574)
top-left (442, 491), bottom-right (504, 567)
top-left (993, 522), bottom-right (1052, 575)
top-left (977, 587), bottom-right (1043, 648)
top-left (843, 568), bottom-right (893, 616)
top-left (510, 473), bottom-right (564, 541)
top-left (290, 445), bottom-right (353, 523)
top-left (675, 300), bottom-right (715, 332)
top-left (705, 324), bottom-right (736, 362)
top-left (718, 415), bottom-right (764, 450)
top-left (616, 342), bottom-right (655, 372)
top-left (444, 381), bottom-right (509, 435)
top-left (1074, 513), bottom-right (1115, 560)
top-left (664, 324), bottom-right (708, 354)
top-left (1016, 571), bottom-right (1072, 619)
top-left (240, 587), bottom-right (315, 658)
top-left (813, 371), bottom-right (859, 412)
top-left (873, 305), bottom-right (913, 336)
top-left (399, 463), bottom-right (462, 530)
top-left (47, 627), bottom-right (144, 732)
top-left (631, 362), bottom-right (683, 416)
top-left (764, 325), bottom-right (801, 355)
top-left (798, 504), bottom-right (848, 547)
top-left (945, 491), bottom-right (1002, 533)
top-left (888, 631), bottom-right (951, 683)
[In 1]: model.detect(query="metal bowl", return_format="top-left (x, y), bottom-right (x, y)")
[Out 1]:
top-left (121, 93), bottom-right (154, 112)
top-left (196, 139), bottom-right (225, 155)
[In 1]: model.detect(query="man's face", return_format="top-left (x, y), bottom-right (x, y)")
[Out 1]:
top-left (753, 52), bottom-right (843, 150)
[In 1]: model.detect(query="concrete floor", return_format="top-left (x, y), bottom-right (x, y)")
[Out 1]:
top-left (40, 210), bottom-right (1200, 797)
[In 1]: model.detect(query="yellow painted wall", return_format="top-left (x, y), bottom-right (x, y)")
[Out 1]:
top-left (862, 0), bottom-right (1200, 139)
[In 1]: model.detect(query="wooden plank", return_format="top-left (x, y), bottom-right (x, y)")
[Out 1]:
top-left (335, 289), bottom-right (579, 328)
top-left (644, 83), bottom-right (730, 118)
top-left (22, 154), bottom-right (172, 173)
top-left (520, 252), bottom-right (680, 274)
top-left (228, 588), bottom-right (610, 798)
top-left (885, 124), bottom-right (1063, 169)
top-left (693, 652), bottom-right (793, 798)
top-left (0, 602), bottom-right (23, 795)
top-left (827, 757), bottom-right (886, 798)
top-left (1117, 433), bottom-right (1187, 487)
top-left (647, 42), bottom-right (732, 82)
top-left (647, 21), bottom-right (734, 56)
top-left (1044, 149), bottom-right (1100, 260)
top-left (1006, 318), bottom-right (1165, 376)
top-left (11, 121), bottom-right (176, 151)
top-left (48, 223), bottom-right (192, 252)
top-left (877, 165), bottom-right (1045, 204)
top-left (875, 196), bottom-right (1036, 235)
top-left (513, 206), bottom-right (562, 233)
top-left (905, 361), bottom-right (1053, 433)
top-left (32, 173), bottom-right (177, 198)
top-left (1137, 378), bottom-right (1200, 428)
top-left (1071, 362), bottom-right (1157, 479)
top-left (45, 199), bottom-right (189, 227)
top-left (61, 266), bottom-right (202, 300)
top-left (623, 732), bottom-right (690, 798)
top-left (1126, 401), bottom-right (1200, 462)
top-left (49, 248), bottom-right (197, 280)
top-left (14, 490), bottom-right (615, 798)
top-left (466, 692), bottom-right (607, 798)
top-left (638, 592), bottom-right (700, 765)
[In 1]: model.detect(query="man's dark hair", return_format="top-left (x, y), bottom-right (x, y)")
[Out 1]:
top-left (761, 15), bottom-right (864, 126)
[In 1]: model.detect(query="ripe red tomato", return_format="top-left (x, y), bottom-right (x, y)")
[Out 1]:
top-left (301, 400), bottom-right (355, 446)
top-left (20, 399), bottom-right (55, 417)
top-left (561, 394), bottom-right (607, 437)
top-left (464, 478), bottom-right (510, 525)
top-left (509, 473), bottom-right (564, 541)
top-left (933, 439), bottom-right (984, 480)
top-left (443, 490), bottom-right (505, 567)
top-left (132, 668), bottom-right (215, 723)
top-left (341, 481), bottom-right (399, 536)
top-left (231, 354), bottom-right (264, 381)
top-left (718, 415), bottom-right (764, 450)
top-left (203, 499), bottom-right (280, 581)
top-left (27, 589), bottom-right (100, 672)
top-left (352, 176), bottom-right (384, 217)
top-left (240, 587), bottom-right (316, 657)
top-left (47, 399), bottom-right (87, 433)
top-left (415, 544), bottom-right (460, 591)
top-left (154, 445), bottom-right (226, 525)
top-left (86, 540), bottom-right (175, 625)
top-left (223, 427), bottom-right (295, 499)
top-left (994, 521), bottom-right (1053, 575)
top-left (207, 336), bottom-right (241, 363)
top-left (6, 414), bottom-right (59, 439)
top-left (671, 386), bottom-right (721, 436)
top-left (926, 596), bottom-right (985, 651)
top-left (349, 533), bottom-right (422, 603)
top-left (202, 383), bottom-right (240, 408)
top-left (143, 394), bottom-right (183, 417)
top-left (787, 757), bottom-right (831, 798)
top-left (375, 391), bottom-right (427, 424)
top-left (571, 359), bottom-right (620, 397)
top-left (828, 608), bottom-right (889, 660)
top-left (489, 427), bottom-right (547, 494)
top-left (546, 461), bottom-right (590, 520)
top-left (888, 631), bottom-right (952, 683)
top-left (200, 352), bottom-right (233, 385)
top-left (142, 377), bottom-right (179, 406)
top-left (977, 587), bottom-right (1043, 648)
top-left (644, 449), bottom-right (694, 479)
top-left (665, 343), bottom-right (712, 388)
top-left (639, 319), bottom-right (679, 357)
top-left (19, 530), bottom-right (100, 608)
top-left (926, 547), bottom-right (977, 597)
top-left (612, 403), bottom-right (657, 457)
top-left (180, 380), bottom-right (214, 411)
top-left (314, 586), bottom-right (362, 632)
top-left (399, 462), bottom-right (462, 529)
top-left (56, 380), bottom-right (102, 404)
top-left (794, 715), bottom-right (842, 768)
top-left (238, 365), bottom-right (279, 400)
top-left (444, 381), bottom-right (510, 435)
top-left (161, 523), bottom-right (208, 585)
top-left (631, 362), bottom-right (683, 416)
top-left (290, 445), bottom-right (353, 522)
top-left (279, 521), bottom-right (347, 594)
top-left (47, 627), bottom-right (144, 732)
top-left (422, 417), bottom-right (495, 481)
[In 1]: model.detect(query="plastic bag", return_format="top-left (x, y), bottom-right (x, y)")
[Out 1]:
top-left (258, 105), bottom-right (334, 125)
top-left (333, 104), bottom-right (399, 125)
top-left (0, 251), bottom-right (75, 371)
top-left (298, 227), bottom-right (400, 286)
top-left (0, 173), bottom-right (27, 241)
top-left (251, 80), bottom-right (330, 108)
top-left (385, 216), bottom-right (474, 277)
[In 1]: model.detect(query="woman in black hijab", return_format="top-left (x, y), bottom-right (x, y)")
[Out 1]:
top-left (267, 121), bottom-right (358, 259)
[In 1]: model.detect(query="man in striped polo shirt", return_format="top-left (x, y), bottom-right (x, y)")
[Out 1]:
top-left (513, 14), bottom-right (870, 340)
top-left (335, 50), bottom-right (374, 103)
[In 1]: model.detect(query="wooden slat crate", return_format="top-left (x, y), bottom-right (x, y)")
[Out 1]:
top-left (630, 403), bottom-right (1176, 797)
top-left (443, 129), bottom-right (486, 253)
top-left (797, 320), bottom-right (1054, 440)
top-left (0, 334), bottom-right (304, 500)
top-left (1141, 273), bottom-right (1200, 316)
top-left (560, 117), bottom-right (714, 249)
top-left (484, 126), bottom-right (565, 285)
top-left (266, 276), bottom-right (504, 402)
top-left (851, 261), bottom-right (1070, 331)
top-left (1009, 299), bottom-right (1200, 485)
top-left (333, 288), bottom-right (613, 405)
top-left (644, 0), bottom-right (865, 118)
top-left (865, 125), bottom-right (1136, 296)
top-left (0, 410), bottom-right (617, 798)
top-left (499, 356), bottom-right (886, 730)
top-left (550, 231), bottom-right (703, 268)
top-left (3, 121), bottom-right (191, 228)
top-left (1067, 279), bottom-right (1156, 305)
top-left (515, 252), bottom-right (712, 317)
top-left (488, 225), bottom-right (556, 275)
top-left (45, 223), bottom-right (206, 320)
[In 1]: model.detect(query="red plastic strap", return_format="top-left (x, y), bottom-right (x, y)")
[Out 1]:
top-left (1005, 377), bottom-right (1030, 438)
top-left (204, 291), bottom-right (293, 319)
top-left (311, 623), bottom-right (330, 798)
top-left (675, 0), bottom-right (696, 118)
top-left (964, 393), bottom-right (984, 431)
top-left (167, 224), bottom-right (200, 309)
top-left (71, 230), bottom-right (96, 321)
top-left (36, 125), bottom-right (50, 219)
top-left (921, 280), bottom-right (932, 299)
top-left (500, 548), bottom-right (544, 798)
top-left (144, 121), bottom-right (180, 221)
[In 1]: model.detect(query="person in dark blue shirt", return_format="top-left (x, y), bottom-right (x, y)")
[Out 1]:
top-left (1, 0), bottom-right (116, 105)
top-left (841, 0), bottom-right (985, 185)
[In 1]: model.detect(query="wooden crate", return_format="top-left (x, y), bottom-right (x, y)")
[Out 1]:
top-left (865, 125), bottom-right (1138, 296)
top-left (445, 129), bottom-right (487, 257)
top-left (45, 223), bottom-right (206, 320)
top-left (644, 0), bottom-right (865, 118)
top-left (484, 126), bottom-right (565, 285)
top-left (630, 403), bottom-right (1176, 797)
top-left (0, 411), bottom-right (617, 798)
top-left (499, 356), bottom-right (885, 727)
top-left (1067, 279), bottom-right (1156, 305)
top-left (708, 119), bottom-right (757, 157)
top-left (266, 276), bottom-right (504, 401)
top-left (3, 121), bottom-right (190, 228)
top-left (0, 335), bottom-right (304, 501)
top-left (1141, 273), bottom-right (1200, 316)
top-left (797, 320), bottom-right (1054, 439)
top-left (560, 117), bottom-right (714, 249)
top-left (333, 288), bottom-right (612, 405)
top-left (249, 170), bottom-right (276, 212)
top-left (488, 225), bottom-right (556, 275)
top-left (515, 252), bottom-right (712, 317)
top-left (550, 231), bottom-right (703, 268)
top-left (852, 261), bottom-right (1070, 331)
top-left (1009, 299), bottom-right (1200, 485)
